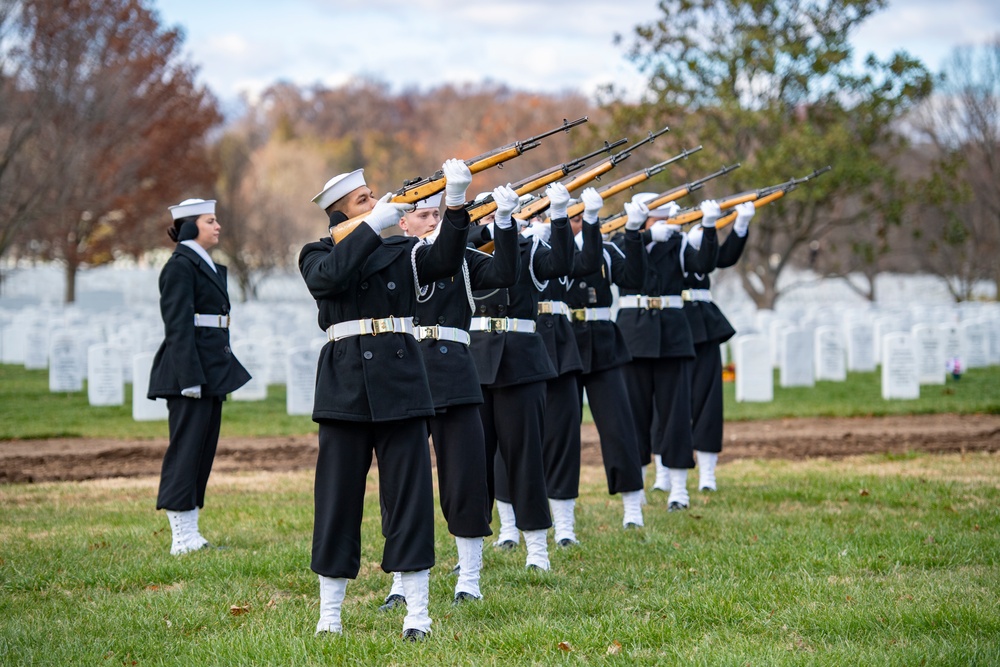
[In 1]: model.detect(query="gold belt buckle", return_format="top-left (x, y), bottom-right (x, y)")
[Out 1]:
top-left (371, 316), bottom-right (394, 335)
top-left (681, 290), bottom-right (692, 302)
top-left (570, 309), bottom-right (587, 321)
top-left (419, 325), bottom-right (439, 340)
top-left (224, 314), bottom-right (231, 327)
top-left (538, 302), bottom-right (552, 315)
top-left (647, 297), bottom-right (662, 310)
top-left (491, 318), bottom-right (508, 333)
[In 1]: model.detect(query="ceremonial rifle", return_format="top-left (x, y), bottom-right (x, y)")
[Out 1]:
top-left (513, 126), bottom-right (671, 221)
top-left (667, 166), bottom-right (833, 229)
top-left (466, 138), bottom-right (628, 223)
top-left (598, 163), bottom-right (739, 235)
top-left (330, 116), bottom-right (589, 242)
top-left (711, 166), bottom-right (832, 230)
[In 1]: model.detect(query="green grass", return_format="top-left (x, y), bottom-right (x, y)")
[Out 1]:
top-left (3, 363), bottom-right (1000, 440)
top-left (1, 454), bottom-right (998, 665)
top-left (724, 367), bottom-right (1000, 421)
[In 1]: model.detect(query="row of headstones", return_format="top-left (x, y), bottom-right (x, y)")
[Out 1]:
top-left (731, 322), bottom-right (999, 402)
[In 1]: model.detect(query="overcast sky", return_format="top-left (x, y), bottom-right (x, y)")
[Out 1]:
top-left (156, 0), bottom-right (1000, 105)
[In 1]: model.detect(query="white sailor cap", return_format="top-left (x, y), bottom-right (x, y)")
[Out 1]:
top-left (474, 191), bottom-right (491, 203)
top-left (567, 197), bottom-right (580, 207)
top-left (412, 192), bottom-right (442, 210)
top-left (168, 198), bottom-right (216, 220)
top-left (312, 169), bottom-right (366, 210)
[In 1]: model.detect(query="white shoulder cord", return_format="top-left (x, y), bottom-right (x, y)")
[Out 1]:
top-left (679, 233), bottom-right (689, 277)
top-left (528, 237), bottom-right (549, 292)
top-left (411, 240), bottom-right (435, 303)
top-left (603, 247), bottom-right (614, 282)
top-left (461, 258), bottom-right (475, 313)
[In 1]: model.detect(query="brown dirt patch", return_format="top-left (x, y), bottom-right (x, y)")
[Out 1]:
top-left (2, 414), bottom-right (998, 484)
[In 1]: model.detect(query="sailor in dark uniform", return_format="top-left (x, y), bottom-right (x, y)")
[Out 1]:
top-left (563, 196), bottom-right (649, 530)
top-left (378, 186), bottom-right (518, 610)
top-left (300, 160), bottom-right (471, 641)
top-left (149, 198), bottom-right (251, 556)
top-left (468, 183), bottom-right (573, 570)
top-left (615, 195), bottom-right (720, 511)
top-left (682, 201), bottom-right (755, 491)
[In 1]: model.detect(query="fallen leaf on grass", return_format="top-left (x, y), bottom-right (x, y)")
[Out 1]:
top-left (974, 524), bottom-right (981, 532)
top-left (859, 489), bottom-right (870, 496)
top-left (925, 535), bottom-right (935, 545)
top-left (606, 641), bottom-right (622, 655)
top-left (266, 598), bottom-right (277, 609)
top-left (558, 641), bottom-right (573, 652)
top-left (230, 605), bottom-right (250, 616)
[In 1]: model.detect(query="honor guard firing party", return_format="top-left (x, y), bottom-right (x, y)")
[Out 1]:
top-left (144, 115), bottom-right (831, 640)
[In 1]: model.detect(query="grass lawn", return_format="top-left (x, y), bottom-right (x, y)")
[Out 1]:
top-left (2, 364), bottom-right (1000, 440)
top-left (1, 454), bottom-right (998, 665)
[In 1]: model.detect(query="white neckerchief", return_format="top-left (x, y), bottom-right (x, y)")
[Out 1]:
top-left (573, 230), bottom-right (584, 251)
top-left (181, 240), bottom-right (217, 273)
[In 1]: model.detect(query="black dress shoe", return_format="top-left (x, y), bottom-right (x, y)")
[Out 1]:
top-left (378, 594), bottom-right (406, 612)
top-left (493, 540), bottom-right (517, 551)
top-left (668, 501), bottom-right (689, 512)
top-left (700, 486), bottom-right (716, 492)
top-left (556, 537), bottom-right (579, 547)
top-left (453, 591), bottom-right (481, 605)
top-left (623, 522), bottom-right (642, 530)
top-left (402, 628), bottom-right (427, 642)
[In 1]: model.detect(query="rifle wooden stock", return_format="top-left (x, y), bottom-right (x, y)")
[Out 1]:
top-left (330, 116), bottom-right (588, 243)
top-left (715, 190), bottom-right (787, 230)
top-left (513, 159), bottom-right (617, 221)
top-left (672, 192), bottom-right (760, 228)
top-left (600, 188), bottom-right (691, 235)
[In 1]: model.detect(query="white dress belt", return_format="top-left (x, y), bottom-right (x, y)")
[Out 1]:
top-left (537, 300), bottom-right (571, 317)
top-left (194, 313), bottom-right (230, 328)
top-left (327, 316), bottom-right (415, 341)
top-left (469, 316), bottom-right (537, 333)
top-left (617, 295), bottom-right (684, 310)
top-left (570, 306), bottom-right (613, 321)
top-left (414, 325), bottom-right (471, 345)
top-left (682, 288), bottom-right (713, 302)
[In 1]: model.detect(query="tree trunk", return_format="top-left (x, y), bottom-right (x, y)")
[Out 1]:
top-left (64, 257), bottom-right (78, 304)
top-left (739, 268), bottom-right (779, 310)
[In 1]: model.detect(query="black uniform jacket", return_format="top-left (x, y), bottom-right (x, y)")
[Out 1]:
top-left (614, 226), bottom-right (718, 359)
top-left (415, 221), bottom-right (519, 408)
top-left (565, 228), bottom-right (646, 374)
top-left (682, 227), bottom-right (747, 345)
top-left (148, 244), bottom-right (251, 399)
top-left (469, 217), bottom-right (573, 388)
top-left (298, 207), bottom-right (470, 422)
top-left (537, 220), bottom-right (603, 375)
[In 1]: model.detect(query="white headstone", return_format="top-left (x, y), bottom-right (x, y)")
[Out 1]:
top-left (814, 326), bottom-right (846, 382)
top-left (780, 328), bottom-right (815, 388)
top-left (987, 318), bottom-right (1000, 365)
top-left (735, 335), bottom-right (773, 402)
top-left (131, 352), bottom-right (168, 421)
top-left (881, 333), bottom-right (919, 400)
top-left (87, 344), bottom-right (125, 406)
top-left (846, 321), bottom-right (876, 372)
top-left (959, 320), bottom-right (989, 369)
top-left (23, 318), bottom-right (49, 369)
top-left (768, 318), bottom-right (793, 369)
top-left (939, 323), bottom-right (961, 362)
top-left (911, 324), bottom-right (945, 386)
top-left (873, 316), bottom-right (906, 365)
top-left (263, 335), bottom-right (290, 385)
top-left (285, 346), bottom-right (317, 416)
top-left (231, 340), bottom-right (267, 401)
top-left (48, 332), bottom-right (83, 392)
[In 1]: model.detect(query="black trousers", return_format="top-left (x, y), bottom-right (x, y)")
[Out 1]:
top-left (312, 418), bottom-right (435, 579)
top-left (429, 404), bottom-right (492, 538)
top-left (622, 357), bottom-right (695, 469)
top-left (577, 367), bottom-right (644, 494)
top-left (481, 380), bottom-right (552, 531)
top-left (540, 372), bottom-right (582, 499)
top-left (691, 340), bottom-right (724, 454)
top-left (157, 396), bottom-right (223, 511)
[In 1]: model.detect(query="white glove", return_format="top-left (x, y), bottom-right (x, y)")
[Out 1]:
top-left (492, 184), bottom-right (519, 229)
top-left (660, 201), bottom-right (681, 219)
top-left (624, 200), bottom-right (649, 231)
top-left (649, 221), bottom-right (675, 243)
top-left (442, 158), bottom-right (472, 207)
top-left (580, 187), bottom-right (603, 224)
top-left (546, 182), bottom-right (571, 220)
top-left (181, 385), bottom-right (202, 399)
top-left (523, 221), bottom-right (551, 244)
top-left (700, 199), bottom-right (722, 228)
top-left (733, 201), bottom-right (755, 236)
top-left (364, 194), bottom-right (412, 233)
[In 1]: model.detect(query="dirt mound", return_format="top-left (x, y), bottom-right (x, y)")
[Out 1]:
top-left (2, 414), bottom-right (997, 484)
